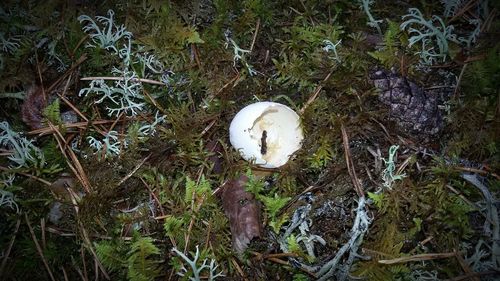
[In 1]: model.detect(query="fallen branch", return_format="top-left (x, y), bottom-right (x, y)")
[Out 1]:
top-left (25, 213), bottom-right (56, 281)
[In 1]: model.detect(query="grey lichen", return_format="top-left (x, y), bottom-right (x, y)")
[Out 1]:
top-left (0, 121), bottom-right (45, 168)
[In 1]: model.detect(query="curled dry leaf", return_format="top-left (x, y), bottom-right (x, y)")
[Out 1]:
top-left (220, 175), bottom-right (262, 254)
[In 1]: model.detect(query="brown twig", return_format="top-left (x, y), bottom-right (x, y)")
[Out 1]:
top-left (455, 166), bottom-right (500, 181)
top-left (0, 219), bottom-right (21, 275)
top-left (341, 123), bottom-right (364, 198)
top-left (191, 44), bottom-right (202, 68)
top-left (454, 250), bottom-right (480, 281)
top-left (48, 122), bottom-right (92, 192)
top-left (378, 252), bottom-right (458, 264)
top-left (56, 92), bottom-right (89, 122)
top-left (230, 258), bottom-right (248, 281)
top-left (452, 63), bottom-right (467, 100)
top-left (61, 266), bottom-right (70, 281)
top-left (143, 89), bottom-right (167, 115)
top-left (140, 177), bottom-right (165, 218)
top-left (0, 166), bottom-right (52, 186)
top-left (116, 154), bottom-right (151, 187)
top-left (94, 258), bottom-right (99, 281)
top-left (27, 120), bottom-right (116, 136)
top-left (34, 51), bottom-right (47, 103)
top-left (81, 245), bottom-right (89, 281)
top-left (41, 218), bottom-right (46, 250)
top-left (250, 18), bottom-right (261, 52)
top-left (72, 35), bottom-right (90, 56)
top-left (25, 213), bottom-right (56, 281)
top-left (46, 227), bottom-right (166, 242)
top-left (47, 54), bottom-right (88, 94)
top-left (300, 70), bottom-right (334, 114)
top-left (449, 0), bottom-right (480, 23)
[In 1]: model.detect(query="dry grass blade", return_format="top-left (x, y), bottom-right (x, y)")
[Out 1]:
top-left (48, 122), bottom-right (92, 192)
top-left (250, 18), bottom-right (261, 51)
top-left (449, 0), bottom-right (480, 23)
top-left (341, 123), bottom-right (364, 198)
top-left (378, 252), bottom-right (457, 264)
top-left (47, 54), bottom-right (88, 94)
top-left (454, 250), bottom-right (480, 281)
top-left (27, 120), bottom-right (116, 136)
top-left (300, 70), bottom-right (334, 114)
top-left (24, 213), bottom-right (56, 281)
top-left (0, 166), bottom-right (52, 186)
top-left (116, 154), bottom-right (151, 187)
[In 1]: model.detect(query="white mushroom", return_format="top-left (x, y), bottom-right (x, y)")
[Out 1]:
top-left (229, 102), bottom-right (303, 168)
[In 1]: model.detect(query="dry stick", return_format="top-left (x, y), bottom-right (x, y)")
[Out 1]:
top-left (80, 76), bottom-right (164, 86)
top-left (62, 266), bottom-right (70, 281)
top-left (81, 245), bottom-right (89, 281)
top-left (455, 166), bottom-right (500, 181)
top-left (300, 70), bottom-right (334, 114)
top-left (481, 9), bottom-right (497, 33)
top-left (449, 0), bottom-right (480, 23)
top-left (72, 35), bottom-right (90, 57)
top-left (24, 213), bottom-right (56, 281)
top-left (250, 18), bottom-right (261, 52)
top-left (108, 112), bottom-right (124, 133)
top-left (94, 258), bottom-right (99, 281)
top-left (231, 258), bottom-right (248, 281)
top-left (191, 44), bottom-right (202, 68)
top-left (0, 166), bottom-right (52, 186)
top-left (47, 54), bottom-right (88, 95)
top-left (454, 250), bottom-right (480, 281)
top-left (41, 218), bottom-right (46, 250)
top-left (34, 51), bottom-right (47, 103)
top-left (446, 184), bottom-right (491, 222)
top-left (48, 122), bottom-right (92, 192)
top-left (72, 255), bottom-right (87, 281)
top-left (378, 252), bottom-right (458, 265)
top-left (57, 93), bottom-right (89, 122)
top-left (452, 63), bottom-right (467, 100)
top-left (116, 154), bottom-right (151, 186)
top-left (28, 120), bottom-right (116, 136)
top-left (0, 219), bottom-right (21, 275)
top-left (341, 123), bottom-right (364, 198)
top-left (46, 227), bottom-right (166, 242)
top-left (140, 178), bottom-right (165, 217)
top-left (143, 89), bottom-right (167, 115)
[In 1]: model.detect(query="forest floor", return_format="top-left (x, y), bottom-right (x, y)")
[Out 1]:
top-left (0, 0), bottom-right (499, 280)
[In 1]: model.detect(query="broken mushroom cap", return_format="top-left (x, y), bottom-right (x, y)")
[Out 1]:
top-left (229, 101), bottom-right (303, 168)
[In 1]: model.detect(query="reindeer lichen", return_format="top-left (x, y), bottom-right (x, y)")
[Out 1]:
top-left (171, 245), bottom-right (224, 281)
top-left (400, 8), bottom-right (458, 65)
top-left (0, 121), bottom-right (44, 168)
top-left (78, 9), bottom-right (132, 53)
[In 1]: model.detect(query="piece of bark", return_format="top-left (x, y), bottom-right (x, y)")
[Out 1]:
top-left (220, 175), bottom-right (262, 254)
